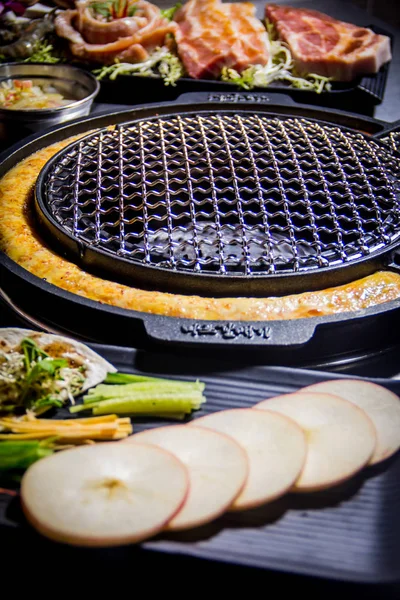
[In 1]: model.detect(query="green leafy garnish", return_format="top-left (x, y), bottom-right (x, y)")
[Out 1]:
top-left (23, 42), bottom-right (63, 65)
top-left (160, 2), bottom-right (182, 21)
top-left (31, 396), bottom-right (64, 411)
top-left (0, 440), bottom-right (53, 476)
top-left (221, 19), bottom-right (332, 93)
top-left (105, 372), bottom-right (177, 384)
top-left (128, 4), bottom-right (138, 16)
top-left (0, 337), bottom-right (85, 415)
top-left (21, 358), bottom-right (68, 403)
top-left (21, 337), bottom-right (48, 372)
top-left (94, 46), bottom-right (184, 86)
top-left (90, 1), bottom-right (113, 18)
top-left (19, 340), bottom-right (70, 410)
top-left (157, 52), bottom-right (184, 86)
top-left (90, 0), bottom-right (139, 20)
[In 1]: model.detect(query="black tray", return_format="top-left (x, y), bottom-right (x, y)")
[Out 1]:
top-left (96, 0), bottom-right (393, 116)
top-left (2, 343), bottom-right (400, 584)
top-left (98, 31), bottom-right (391, 115)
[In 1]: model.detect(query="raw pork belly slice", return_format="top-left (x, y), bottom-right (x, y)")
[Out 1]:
top-left (174, 0), bottom-right (269, 79)
top-left (265, 4), bottom-right (391, 81)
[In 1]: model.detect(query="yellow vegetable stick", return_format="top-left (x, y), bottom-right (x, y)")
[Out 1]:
top-left (1, 415), bottom-right (123, 426)
top-left (6, 423), bottom-right (119, 432)
top-left (23, 415), bottom-right (120, 425)
top-left (0, 432), bottom-right (56, 440)
top-left (0, 420), bottom-right (120, 431)
top-left (0, 414), bottom-right (132, 442)
top-left (0, 429), bottom-right (131, 441)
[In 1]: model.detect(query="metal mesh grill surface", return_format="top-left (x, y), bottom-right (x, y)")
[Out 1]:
top-left (39, 113), bottom-right (400, 278)
top-left (381, 131), bottom-right (400, 156)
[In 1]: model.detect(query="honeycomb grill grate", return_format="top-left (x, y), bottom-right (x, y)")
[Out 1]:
top-left (40, 113), bottom-right (400, 277)
top-left (380, 131), bottom-right (400, 156)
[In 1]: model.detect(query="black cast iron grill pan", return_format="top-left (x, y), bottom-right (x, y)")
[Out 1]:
top-left (34, 101), bottom-right (400, 297)
top-left (2, 92), bottom-right (400, 366)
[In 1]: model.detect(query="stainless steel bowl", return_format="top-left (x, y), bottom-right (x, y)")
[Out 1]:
top-left (0, 63), bottom-right (100, 139)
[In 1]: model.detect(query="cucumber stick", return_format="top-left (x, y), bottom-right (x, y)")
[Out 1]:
top-left (71, 392), bottom-right (204, 415)
top-left (105, 373), bottom-right (180, 385)
top-left (92, 398), bottom-right (195, 416)
top-left (84, 381), bottom-right (205, 402)
top-left (72, 372), bottom-right (207, 418)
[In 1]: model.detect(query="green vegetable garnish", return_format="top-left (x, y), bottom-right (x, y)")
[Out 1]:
top-left (86, 378), bottom-right (205, 396)
top-left (0, 440), bottom-right (53, 475)
top-left (90, 0), bottom-right (139, 20)
top-left (90, 1), bottom-right (113, 18)
top-left (105, 372), bottom-right (163, 384)
top-left (21, 358), bottom-right (68, 401)
top-left (23, 42), bottom-right (63, 65)
top-left (21, 337), bottom-right (48, 366)
top-left (94, 47), bottom-right (184, 86)
top-left (160, 2), bottom-right (182, 21)
top-left (105, 373), bottom-right (206, 385)
top-left (0, 337), bottom-right (85, 414)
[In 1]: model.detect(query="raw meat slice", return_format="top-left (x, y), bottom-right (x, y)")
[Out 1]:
top-left (174, 0), bottom-right (269, 79)
top-left (265, 4), bottom-right (391, 81)
top-left (55, 0), bottom-right (176, 64)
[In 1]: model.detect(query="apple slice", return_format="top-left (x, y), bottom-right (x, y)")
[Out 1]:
top-left (127, 425), bottom-right (249, 530)
top-left (256, 392), bottom-right (376, 492)
top-left (21, 443), bottom-right (189, 547)
top-left (190, 409), bottom-right (306, 510)
top-left (301, 380), bottom-right (400, 465)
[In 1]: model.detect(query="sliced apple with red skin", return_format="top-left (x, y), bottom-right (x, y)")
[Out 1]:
top-left (190, 408), bottom-right (307, 510)
top-left (301, 380), bottom-right (400, 465)
top-left (127, 425), bottom-right (249, 530)
top-left (256, 392), bottom-right (377, 492)
top-left (21, 443), bottom-right (189, 547)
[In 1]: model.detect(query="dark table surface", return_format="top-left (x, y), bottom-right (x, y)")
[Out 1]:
top-left (2, 0), bottom-right (400, 594)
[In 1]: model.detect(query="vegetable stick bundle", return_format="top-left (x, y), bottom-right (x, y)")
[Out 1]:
top-left (0, 414), bottom-right (132, 443)
top-left (70, 373), bottom-right (206, 418)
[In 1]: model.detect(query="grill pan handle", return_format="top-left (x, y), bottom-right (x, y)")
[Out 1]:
top-left (143, 317), bottom-right (316, 348)
top-left (386, 249), bottom-right (400, 275)
top-left (176, 91), bottom-right (297, 106)
top-left (372, 119), bottom-right (400, 140)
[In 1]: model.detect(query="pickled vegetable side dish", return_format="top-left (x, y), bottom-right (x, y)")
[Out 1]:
top-left (0, 79), bottom-right (69, 109)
